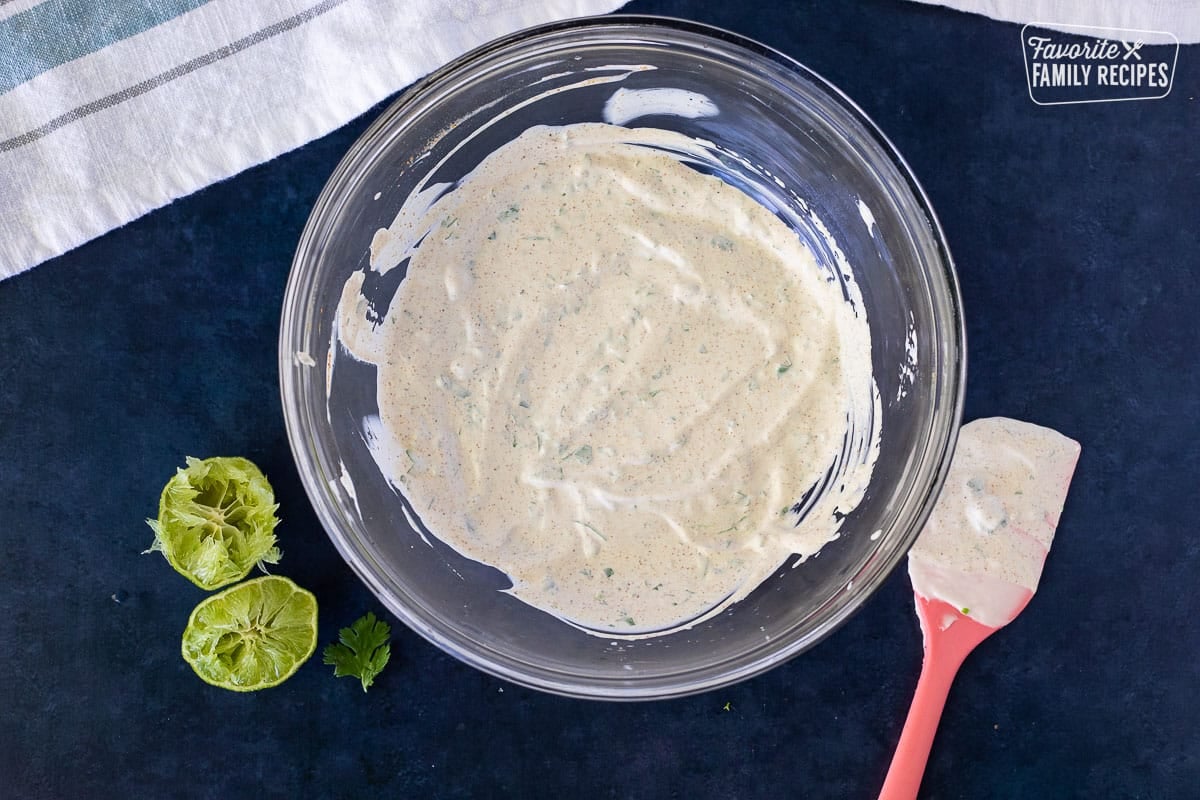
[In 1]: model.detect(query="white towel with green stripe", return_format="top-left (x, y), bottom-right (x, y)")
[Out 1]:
top-left (0, 0), bottom-right (624, 280)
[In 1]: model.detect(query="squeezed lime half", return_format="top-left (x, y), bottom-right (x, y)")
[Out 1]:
top-left (181, 575), bottom-right (318, 691)
top-left (146, 456), bottom-right (282, 590)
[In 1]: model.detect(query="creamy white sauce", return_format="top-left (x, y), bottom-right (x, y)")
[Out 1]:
top-left (897, 311), bottom-right (917, 402)
top-left (602, 87), bottom-right (719, 126)
top-left (908, 417), bottom-right (1080, 627)
top-left (338, 122), bottom-right (880, 637)
top-left (856, 197), bottom-right (877, 237)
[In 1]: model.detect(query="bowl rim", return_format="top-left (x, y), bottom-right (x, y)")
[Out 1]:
top-left (280, 13), bottom-right (966, 700)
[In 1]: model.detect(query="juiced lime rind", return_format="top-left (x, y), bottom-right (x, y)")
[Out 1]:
top-left (145, 456), bottom-right (282, 590)
top-left (181, 575), bottom-right (318, 691)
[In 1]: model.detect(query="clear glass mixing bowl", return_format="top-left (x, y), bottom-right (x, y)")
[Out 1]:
top-left (280, 16), bottom-right (964, 700)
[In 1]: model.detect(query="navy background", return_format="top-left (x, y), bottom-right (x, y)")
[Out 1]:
top-left (2, 1), bottom-right (1197, 797)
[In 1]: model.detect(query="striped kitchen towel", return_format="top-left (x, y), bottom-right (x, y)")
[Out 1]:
top-left (0, 0), bottom-right (624, 280)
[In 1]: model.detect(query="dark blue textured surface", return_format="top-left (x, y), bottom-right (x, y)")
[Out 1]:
top-left (1, 2), bottom-right (1197, 797)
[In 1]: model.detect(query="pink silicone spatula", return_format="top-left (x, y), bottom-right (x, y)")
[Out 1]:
top-left (878, 417), bottom-right (1080, 800)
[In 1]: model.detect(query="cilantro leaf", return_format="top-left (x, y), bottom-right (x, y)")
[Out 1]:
top-left (322, 612), bottom-right (392, 692)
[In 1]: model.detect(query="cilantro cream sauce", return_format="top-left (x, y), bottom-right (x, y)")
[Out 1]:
top-left (337, 122), bottom-right (880, 637)
top-left (907, 417), bottom-right (1080, 627)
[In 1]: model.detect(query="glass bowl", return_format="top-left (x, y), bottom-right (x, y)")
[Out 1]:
top-left (280, 15), bottom-right (964, 700)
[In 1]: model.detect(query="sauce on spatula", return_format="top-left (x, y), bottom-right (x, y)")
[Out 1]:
top-left (908, 416), bottom-right (1081, 626)
top-left (878, 417), bottom-right (1080, 800)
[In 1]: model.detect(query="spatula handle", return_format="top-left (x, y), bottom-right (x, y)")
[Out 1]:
top-left (877, 644), bottom-right (967, 800)
top-left (878, 596), bottom-right (998, 800)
